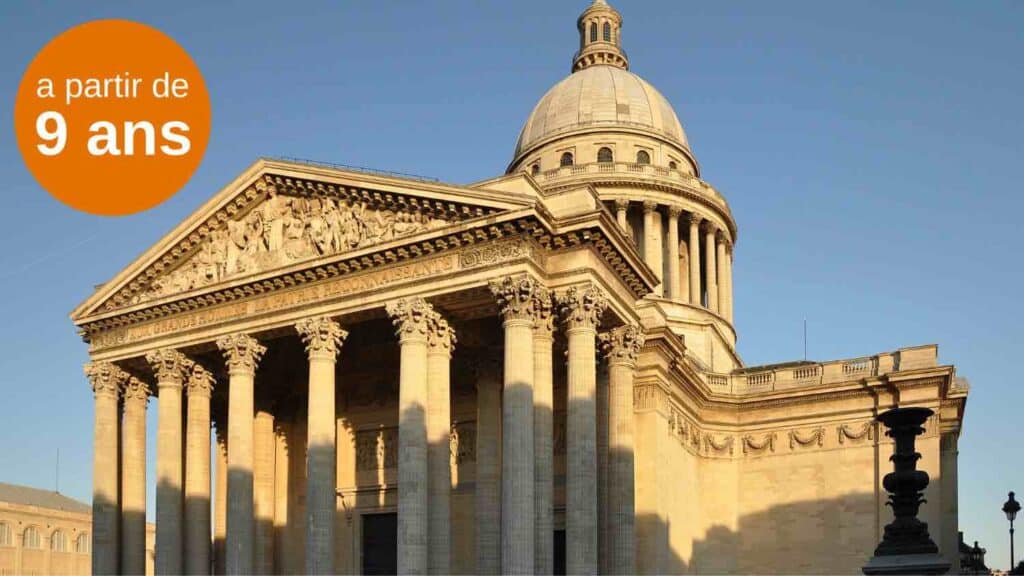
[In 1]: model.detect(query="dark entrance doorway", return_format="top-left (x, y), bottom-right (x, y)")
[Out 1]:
top-left (362, 512), bottom-right (397, 575)
top-left (554, 529), bottom-right (566, 575)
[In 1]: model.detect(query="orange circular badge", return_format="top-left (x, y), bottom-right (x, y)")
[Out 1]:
top-left (14, 19), bottom-right (211, 216)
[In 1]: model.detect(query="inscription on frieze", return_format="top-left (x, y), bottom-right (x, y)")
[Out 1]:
top-left (89, 238), bottom-right (535, 350)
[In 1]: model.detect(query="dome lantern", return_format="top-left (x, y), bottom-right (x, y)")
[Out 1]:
top-left (573, 0), bottom-right (628, 72)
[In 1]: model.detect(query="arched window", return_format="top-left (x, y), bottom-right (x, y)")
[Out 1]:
top-left (560, 152), bottom-right (574, 167)
top-left (75, 533), bottom-right (90, 554)
top-left (531, 163), bottom-right (540, 176)
top-left (590, 23), bottom-right (597, 43)
top-left (636, 150), bottom-right (651, 165)
top-left (23, 526), bottom-right (40, 549)
top-left (597, 147), bottom-right (613, 163)
top-left (50, 530), bottom-right (67, 552)
top-left (603, 22), bottom-right (612, 42)
top-left (0, 522), bottom-right (11, 546)
top-left (669, 161), bottom-right (678, 170)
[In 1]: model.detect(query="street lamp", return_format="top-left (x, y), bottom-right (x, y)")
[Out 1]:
top-left (970, 541), bottom-right (984, 575)
top-left (1004, 491), bottom-right (1021, 571)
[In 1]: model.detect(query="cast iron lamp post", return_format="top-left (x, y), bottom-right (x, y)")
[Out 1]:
top-left (1004, 491), bottom-right (1020, 571)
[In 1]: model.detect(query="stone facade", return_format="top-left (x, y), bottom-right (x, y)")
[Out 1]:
top-left (0, 483), bottom-right (154, 576)
top-left (69, 1), bottom-right (967, 574)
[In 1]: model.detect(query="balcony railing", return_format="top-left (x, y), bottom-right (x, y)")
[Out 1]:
top-left (700, 345), bottom-right (939, 396)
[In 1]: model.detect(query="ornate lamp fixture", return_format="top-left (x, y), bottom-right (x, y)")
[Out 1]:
top-left (863, 406), bottom-right (950, 575)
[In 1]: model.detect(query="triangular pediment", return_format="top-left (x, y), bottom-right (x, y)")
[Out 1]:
top-left (73, 158), bottom-right (539, 322)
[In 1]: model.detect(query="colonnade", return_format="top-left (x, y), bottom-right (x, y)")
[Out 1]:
top-left (86, 276), bottom-right (644, 575)
top-left (613, 200), bottom-right (734, 321)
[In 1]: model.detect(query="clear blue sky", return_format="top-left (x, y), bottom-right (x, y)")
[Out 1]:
top-left (1, 0), bottom-right (1021, 569)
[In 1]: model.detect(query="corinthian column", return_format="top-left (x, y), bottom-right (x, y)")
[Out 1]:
top-left (86, 361), bottom-right (128, 576)
top-left (217, 334), bottom-right (266, 576)
top-left (600, 325), bottom-right (644, 575)
top-left (475, 352), bottom-right (502, 575)
top-left (147, 349), bottom-right (193, 576)
top-left (532, 289), bottom-right (556, 576)
top-left (490, 276), bottom-right (540, 574)
top-left (666, 206), bottom-right (682, 300)
top-left (687, 214), bottom-right (702, 305)
top-left (386, 298), bottom-right (433, 575)
top-left (121, 376), bottom-right (148, 576)
top-left (704, 223), bottom-right (718, 312)
top-left (295, 316), bottom-right (347, 575)
top-left (426, 313), bottom-right (456, 575)
top-left (557, 284), bottom-right (608, 575)
top-left (642, 201), bottom-right (663, 296)
top-left (185, 365), bottom-right (215, 575)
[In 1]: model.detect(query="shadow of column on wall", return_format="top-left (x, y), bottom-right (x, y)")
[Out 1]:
top-left (634, 491), bottom-right (882, 574)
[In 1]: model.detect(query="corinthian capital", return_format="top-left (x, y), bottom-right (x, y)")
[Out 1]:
top-left (386, 297), bottom-right (433, 343)
top-left (490, 275), bottom-right (543, 324)
top-left (668, 204), bottom-right (683, 218)
top-left (614, 198), bottom-right (630, 211)
top-left (122, 376), bottom-right (151, 404)
top-left (685, 212), bottom-right (702, 227)
top-left (186, 363), bottom-right (216, 398)
top-left (600, 324), bottom-right (645, 366)
top-left (296, 316), bottom-right (348, 359)
top-left (145, 349), bottom-right (193, 387)
top-left (557, 283), bottom-right (608, 332)
top-left (427, 312), bottom-right (457, 356)
top-left (216, 334), bottom-right (266, 374)
top-left (533, 286), bottom-right (556, 339)
top-left (642, 200), bottom-right (658, 214)
top-left (84, 361), bottom-right (128, 399)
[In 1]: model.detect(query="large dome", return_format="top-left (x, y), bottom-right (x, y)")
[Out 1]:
top-left (512, 65), bottom-right (691, 163)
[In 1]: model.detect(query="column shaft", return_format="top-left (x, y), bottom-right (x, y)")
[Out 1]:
top-left (388, 299), bottom-right (432, 575)
top-left (87, 363), bottom-right (125, 576)
top-left (716, 233), bottom-right (728, 320)
top-left (597, 364), bottom-right (609, 575)
top-left (185, 367), bottom-right (214, 575)
top-left (643, 202), bottom-right (664, 296)
top-left (533, 319), bottom-right (555, 575)
top-left (217, 334), bottom-right (265, 576)
top-left (705, 225), bottom-right (718, 312)
top-left (297, 316), bottom-right (346, 575)
top-left (427, 316), bottom-right (454, 575)
top-left (666, 208), bottom-right (681, 300)
top-left (475, 354), bottom-right (502, 575)
top-left (602, 326), bottom-right (643, 575)
top-left (214, 431), bottom-right (227, 575)
top-left (253, 411), bottom-right (276, 575)
top-left (558, 285), bottom-right (608, 575)
top-left (724, 246), bottom-right (734, 322)
top-left (615, 199), bottom-right (629, 236)
top-left (502, 318), bottom-right (535, 574)
top-left (121, 378), bottom-right (148, 576)
top-left (688, 216), bottom-right (702, 305)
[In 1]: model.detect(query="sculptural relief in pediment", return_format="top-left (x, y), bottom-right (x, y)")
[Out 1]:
top-left (139, 189), bottom-right (450, 302)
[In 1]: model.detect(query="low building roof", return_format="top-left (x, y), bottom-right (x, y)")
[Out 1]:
top-left (0, 482), bottom-right (90, 515)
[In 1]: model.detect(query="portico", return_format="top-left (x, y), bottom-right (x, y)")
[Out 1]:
top-left (75, 159), bottom-right (654, 575)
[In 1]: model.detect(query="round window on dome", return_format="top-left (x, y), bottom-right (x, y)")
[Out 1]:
top-left (597, 147), bottom-right (613, 163)
top-left (636, 150), bottom-right (651, 165)
top-left (560, 152), bottom-right (574, 167)
top-left (531, 163), bottom-right (540, 176)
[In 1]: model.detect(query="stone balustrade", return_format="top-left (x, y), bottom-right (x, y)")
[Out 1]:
top-left (701, 345), bottom-right (940, 395)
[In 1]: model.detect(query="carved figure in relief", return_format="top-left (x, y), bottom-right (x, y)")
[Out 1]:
top-left (138, 191), bottom-right (451, 302)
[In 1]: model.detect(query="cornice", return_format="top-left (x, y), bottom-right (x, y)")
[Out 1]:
top-left (542, 177), bottom-right (736, 241)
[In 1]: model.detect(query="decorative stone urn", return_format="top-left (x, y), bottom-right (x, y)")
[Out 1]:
top-left (863, 407), bottom-right (950, 575)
